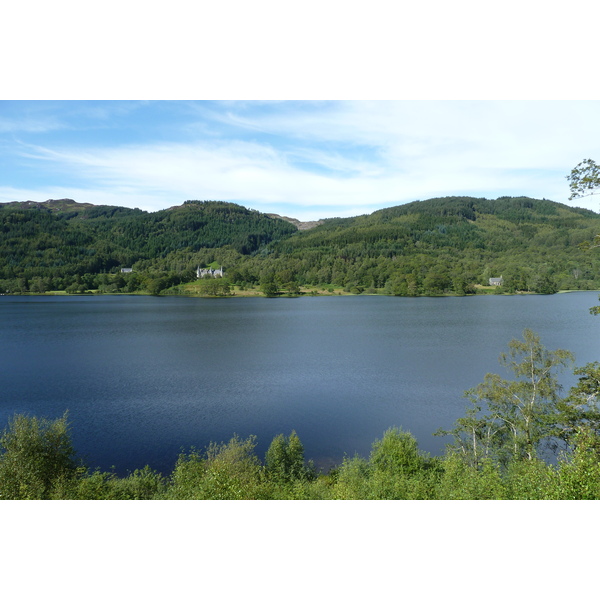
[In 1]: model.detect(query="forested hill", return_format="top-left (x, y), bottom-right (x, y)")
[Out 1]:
top-left (2, 195), bottom-right (600, 295)
top-left (275, 196), bottom-right (599, 252)
top-left (257, 196), bottom-right (600, 295)
top-left (0, 199), bottom-right (297, 284)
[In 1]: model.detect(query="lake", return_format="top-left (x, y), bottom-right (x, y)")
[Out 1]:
top-left (2, 292), bottom-right (600, 475)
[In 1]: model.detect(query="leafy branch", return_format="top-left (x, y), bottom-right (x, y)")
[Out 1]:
top-left (567, 158), bottom-right (600, 201)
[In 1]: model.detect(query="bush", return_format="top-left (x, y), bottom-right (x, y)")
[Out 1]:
top-left (68, 466), bottom-right (167, 500)
top-left (166, 436), bottom-right (269, 499)
top-left (370, 427), bottom-right (427, 477)
top-left (554, 428), bottom-right (600, 499)
top-left (0, 412), bottom-right (78, 499)
top-left (435, 453), bottom-right (507, 500)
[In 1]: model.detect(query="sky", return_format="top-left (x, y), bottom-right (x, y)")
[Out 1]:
top-left (1, 100), bottom-right (599, 222)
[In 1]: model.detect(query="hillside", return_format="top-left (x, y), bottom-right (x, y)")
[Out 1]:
top-left (240, 196), bottom-right (600, 295)
top-left (2, 196), bottom-right (600, 295)
top-left (0, 199), bottom-right (297, 291)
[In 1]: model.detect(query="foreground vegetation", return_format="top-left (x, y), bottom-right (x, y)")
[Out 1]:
top-left (3, 328), bottom-right (600, 500)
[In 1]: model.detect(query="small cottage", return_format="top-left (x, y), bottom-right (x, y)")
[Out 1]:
top-left (489, 277), bottom-right (503, 286)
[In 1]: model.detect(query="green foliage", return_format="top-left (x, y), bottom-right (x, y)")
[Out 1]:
top-left (567, 158), bottom-right (600, 201)
top-left (530, 273), bottom-right (559, 294)
top-left (555, 362), bottom-right (600, 448)
top-left (370, 427), bottom-right (427, 476)
top-left (201, 435), bottom-right (268, 499)
top-left (264, 431), bottom-right (314, 484)
top-left (332, 428), bottom-right (439, 499)
top-left (3, 195), bottom-right (600, 297)
top-left (0, 199), bottom-right (296, 289)
top-left (435, 453), bottom-right (507, 500)
top-left (193, 278), bottom-right (232, 296)
top-left (5, 409), bottom-right (600, 499)
top-left (504, 457), bottom-right (557, 500)
top-left (257, 195), bottom-right (600, 295)
top-left (63, 466), bottom-right (167, 500)
top-left (267, 476), bottom-right (334, 500)
top-left (166, 435), bottom-right (268, 499)
top-left (283, 280), bottom-right (301, 296)
top-left (554, 428), bottom-right (600, 499)
top-left (165, 448), bottom-right (206, 499)
top-left (260, 279), bottom-right (279, 297)
top-left (333, 455), bottom-right (374, 499)
top-left (0, 412), bottom-right (78, 499)
top-left (439, 329), bottom-right (574, 465)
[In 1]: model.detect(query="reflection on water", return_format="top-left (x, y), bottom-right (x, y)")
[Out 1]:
top-left (1, 292), bottom-right (600, 474)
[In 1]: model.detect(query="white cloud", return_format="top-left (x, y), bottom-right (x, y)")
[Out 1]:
top-left (5, 101), bottom-right (600, 220)
top-left (0, 116), bottom-right (63, 134)
top-left (214, 101), bottom-right (600, 171)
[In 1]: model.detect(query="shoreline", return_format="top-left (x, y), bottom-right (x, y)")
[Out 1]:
top-left (3, 288), bottom-right (599, 299)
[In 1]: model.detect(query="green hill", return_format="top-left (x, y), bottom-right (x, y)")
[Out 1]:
top-left (2, 196), bottom-right (600, 295)
top-left (239, 196), bottom-right (600, 295)
top-left (0, 199), bottom-right (297, 291)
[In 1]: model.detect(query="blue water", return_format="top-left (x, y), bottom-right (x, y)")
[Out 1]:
top-left (1, 292), bottom-right (600, 474)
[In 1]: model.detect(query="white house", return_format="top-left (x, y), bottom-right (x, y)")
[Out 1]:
top-left (197, 266), bottom-right (224, 278)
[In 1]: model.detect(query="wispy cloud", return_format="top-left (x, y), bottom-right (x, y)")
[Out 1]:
top-left (2, 101), bottom-right (600, 220)
top-left (0, 116), bottom-right (63, 134)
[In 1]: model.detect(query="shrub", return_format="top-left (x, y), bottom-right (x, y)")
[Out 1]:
top-left (0, 412), bottom-right (78, 499)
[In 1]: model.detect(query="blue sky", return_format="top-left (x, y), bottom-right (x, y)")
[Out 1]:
top-left (2, 100), bottom-right (599, 221)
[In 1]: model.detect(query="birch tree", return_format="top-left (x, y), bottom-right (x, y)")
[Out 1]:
top-left (440, 329), bottom-right (573, 466)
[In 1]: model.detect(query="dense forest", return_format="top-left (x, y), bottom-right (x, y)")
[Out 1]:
top-left (2, 195), bottom-right (600, 296)
top-left (3, 328), bottom-right (600, 500)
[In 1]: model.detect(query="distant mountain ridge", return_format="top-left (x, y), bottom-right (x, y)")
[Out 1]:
top-left (2, 198), bottom-right (98, 212)
top-left (6, 194), bottom-right (596, 226)
top-left (266, 213), bottom-right (324, 231)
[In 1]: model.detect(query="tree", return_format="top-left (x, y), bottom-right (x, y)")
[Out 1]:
top-left (438, 329), bottom-right (574, 466)
top-left (530, 273), bottom-right (558, 295)
top-left (422, 268), bottom-right (450, 295)
top-left (29, 277), bottom-right (48, 294)
top-left (333, 428), bottom-right (437, 499)
top-left (0, 412), bottom-right (79, 499)
top-left (567, 158), bottom-right (600, 201)
top-left (197, 278), bottom-right (232, 296)
top-left (555, 362), bottom-right (600, 448)
top-left (145, 276), bottom-right (170, 295)
top-left (260, 279), bottom-right (279, 297)
top-left (567, 157), bottom-right (600, 267)
top-left (265, 430), bottom-right (313, 484)
top-left (452, 275), bottom-right (468, 296)
top-left (333, 455), bottom-right (373, 499)
top-left (284, 281), bottom-right (301, 296)
top-left (370, 427), bottom-right (427, 477)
